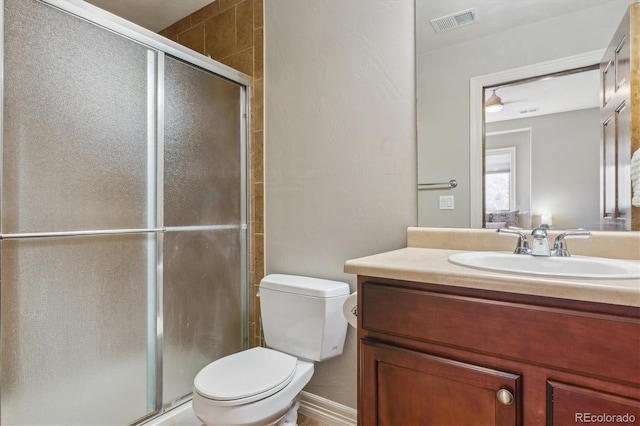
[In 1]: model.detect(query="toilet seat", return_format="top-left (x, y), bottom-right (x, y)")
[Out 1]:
top-left (194, 347), bottom-right (297, 407)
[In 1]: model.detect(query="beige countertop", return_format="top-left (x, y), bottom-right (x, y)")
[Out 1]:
top-left (344, 228), bottom-right (640, 307)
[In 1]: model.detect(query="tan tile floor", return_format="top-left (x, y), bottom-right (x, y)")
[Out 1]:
top-left (297, 414), bottom-right (329, 426)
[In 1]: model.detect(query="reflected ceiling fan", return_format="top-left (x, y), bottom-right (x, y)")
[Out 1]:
top-left (484, 89), bottom-right (504, 112)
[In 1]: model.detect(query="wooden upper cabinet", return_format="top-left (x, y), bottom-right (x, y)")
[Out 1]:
top-left (600, 3), bottom-right (639, 231)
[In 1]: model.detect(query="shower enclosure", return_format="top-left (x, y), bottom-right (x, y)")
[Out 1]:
top-left (0, 0), bottom-right (249, 424)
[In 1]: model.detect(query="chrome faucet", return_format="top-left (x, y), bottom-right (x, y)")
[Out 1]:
top-left (530, 225), bottom-right (550, 256)
top-left (497, 227), bottom-right (591, 257)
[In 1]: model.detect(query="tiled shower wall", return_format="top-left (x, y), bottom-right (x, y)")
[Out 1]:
top-left (159, 0), bottom-right (264, 348)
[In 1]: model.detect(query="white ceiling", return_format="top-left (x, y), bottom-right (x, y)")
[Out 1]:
top-left (416, 0), bottom-right (616, 56)
top-left (485, 69), bottom-right (601, 123)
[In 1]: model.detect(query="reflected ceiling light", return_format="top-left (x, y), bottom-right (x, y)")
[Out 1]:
top-left (485, 90), bottom-right (503, 112)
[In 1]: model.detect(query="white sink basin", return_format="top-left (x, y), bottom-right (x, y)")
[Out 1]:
top-left (448, 251), bottom-right (640, 279)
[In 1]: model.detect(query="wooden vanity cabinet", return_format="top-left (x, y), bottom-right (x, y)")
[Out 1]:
top-left (357, 276), bottom-right (640, 425)
top-left (361, 341), bottom-right (520, 425)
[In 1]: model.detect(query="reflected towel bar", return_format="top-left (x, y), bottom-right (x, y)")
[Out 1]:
top-left (418, 179), bottom-right (458, 191)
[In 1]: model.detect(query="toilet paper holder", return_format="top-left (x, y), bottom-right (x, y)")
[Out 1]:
top-left (343, 292), bottom-right (358, 328)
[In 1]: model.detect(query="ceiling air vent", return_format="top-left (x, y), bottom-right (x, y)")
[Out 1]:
top-left (430, 8), bottom-right (477, 33)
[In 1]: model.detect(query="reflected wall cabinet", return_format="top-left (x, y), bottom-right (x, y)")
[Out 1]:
top-left (0, 0), bottom-right (249, 424)
top-left (600, 2), bottom-right (639, 231)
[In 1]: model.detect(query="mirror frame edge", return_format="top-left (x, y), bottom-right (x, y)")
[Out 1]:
top-left (468, 49), bottom-right (606, 228)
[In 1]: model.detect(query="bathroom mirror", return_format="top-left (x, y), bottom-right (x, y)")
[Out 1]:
top-left (416, 0), bottom-right (634, 230)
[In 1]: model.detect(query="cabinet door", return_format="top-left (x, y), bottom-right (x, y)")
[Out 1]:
top-left (361, 340), bottom-right (520, 426)
top-left (548, 381), bottom-right (640, 425)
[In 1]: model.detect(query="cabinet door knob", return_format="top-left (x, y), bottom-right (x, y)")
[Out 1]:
top-left (496, 388), bottom-right (514, 405)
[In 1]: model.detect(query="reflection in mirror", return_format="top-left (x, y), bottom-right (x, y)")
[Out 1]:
top-left (484, 147), bottom-right (518, 222)
top-left (482, 67), bottom-right (600, 231)
top-left (416, 0), bottom-right (633, 230)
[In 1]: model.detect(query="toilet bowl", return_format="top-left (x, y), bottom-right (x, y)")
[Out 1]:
top-left (191, 274), bottom-right (350, 426)
top-left (193, 347), bottom-right (314, 426)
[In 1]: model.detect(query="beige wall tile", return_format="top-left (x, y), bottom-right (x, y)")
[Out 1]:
top-left (251, 131), bottom-right (264, 185)
top-left (221, 47), bottom-right (253, 76)
top-left (253, 233), bottom-right (264, 279)
top-left (220, 0), bottom-right (244, 12)
top-left (253, 27), bottom-right (264, 80)
top-left (251, 79), bottom-right (263, 130)
top-left (254, 0), bottom-right (263, 30)
top-left (236, 0), bottom-right (254, 51)
top-left (177, 23), bottom-right (205, 55)
top-left (205, 8), bottom-right (236, 59)
top-left (254, 182), bottom-right (264, 234)
top-left (164, 16), bottom-right (191, 38)
top-left (191, 1), bottom-right (220, 26)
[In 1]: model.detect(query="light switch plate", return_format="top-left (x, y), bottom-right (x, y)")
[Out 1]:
top-left (439, 195), bottom-right (454, 210)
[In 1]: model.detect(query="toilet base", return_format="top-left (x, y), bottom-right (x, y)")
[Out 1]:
top-left (278, 396), bottom-right (300, 426)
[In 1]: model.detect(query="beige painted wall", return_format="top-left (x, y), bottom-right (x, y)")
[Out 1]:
top-left (264, 0), bottom-right (417, 409)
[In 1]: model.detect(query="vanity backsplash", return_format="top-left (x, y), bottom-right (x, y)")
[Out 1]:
top-left (406, 227), bottom-right (640, 261)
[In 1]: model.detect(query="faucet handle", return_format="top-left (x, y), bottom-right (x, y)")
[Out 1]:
top-left (497, 228), bottom-right (530, 254)
top-left (552, 229), bottom-right (591, 257)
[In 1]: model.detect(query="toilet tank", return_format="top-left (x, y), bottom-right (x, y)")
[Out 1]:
top-left (259, 274), bottom-right (350, 362)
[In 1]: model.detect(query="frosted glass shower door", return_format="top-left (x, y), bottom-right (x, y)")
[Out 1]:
top-left (2, 0), bottom-right (153, 234)
top-left (1, 0), bottom-right (248, 423)
top-left (162, 57), bottom-right (245, 403)
top-left (1, 0), bottom-right (156, 423)
top-left (1, 236), bottom-right (152, 424)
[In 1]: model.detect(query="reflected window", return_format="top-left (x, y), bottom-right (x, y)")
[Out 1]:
top-left (485, 147), bottom-right (516, 211)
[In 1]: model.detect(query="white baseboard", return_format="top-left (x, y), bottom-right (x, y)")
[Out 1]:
top-left (298, 391), bottom-right (357, 426)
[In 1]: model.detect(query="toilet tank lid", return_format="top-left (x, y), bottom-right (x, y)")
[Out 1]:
top-left (260, 274), bottom-right (349, 298)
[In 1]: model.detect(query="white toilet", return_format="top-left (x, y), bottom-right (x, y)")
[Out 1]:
top-left (192, 274), bottom-right (350, 426)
